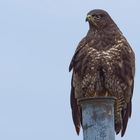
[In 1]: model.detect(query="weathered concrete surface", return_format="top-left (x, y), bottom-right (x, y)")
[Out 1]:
top-left (78, 97), bottom-right (115, 140)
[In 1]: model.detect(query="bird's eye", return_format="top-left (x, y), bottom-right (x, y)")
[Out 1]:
top-left (93, 15), bottom-right (101, 20)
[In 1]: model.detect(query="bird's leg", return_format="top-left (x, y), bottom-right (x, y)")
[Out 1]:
top-left (105, 91), bottom-right (109, 96)
top-left (94, 92), bottom-right (97, 96)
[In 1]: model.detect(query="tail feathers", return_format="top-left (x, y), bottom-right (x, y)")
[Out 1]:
top-left (115, 120), bottom-right (122, 135)
top-left (121, 110), bottom-right (128, 137)
top-left (115, 101), bottom-right (131, 137)
top-left (95, 67), bottom-right (105, 92)
top-left (121, 102), bottom-right (131, 137)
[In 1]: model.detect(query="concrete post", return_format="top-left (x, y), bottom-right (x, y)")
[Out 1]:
top-left (78, 97), bottom-right (116, 140)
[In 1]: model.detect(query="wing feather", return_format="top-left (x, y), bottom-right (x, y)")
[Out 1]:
top-left (69, 37), bottom-right (87, 72)
top-left (70, 75), bottom-right (81, 135)
top-left (120, 43), bottom-right (135, 136)
top-left (121, 80), bottom-right (134, 137)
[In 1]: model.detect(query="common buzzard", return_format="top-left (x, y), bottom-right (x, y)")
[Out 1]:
top-left (69, 9), bottom-right (135, 137)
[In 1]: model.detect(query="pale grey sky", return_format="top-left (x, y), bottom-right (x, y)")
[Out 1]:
top-left (0, 0), bottom-right (139, 140)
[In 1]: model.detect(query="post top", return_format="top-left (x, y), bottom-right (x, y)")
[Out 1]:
top-left (78, 96), bottom-right (116, 105)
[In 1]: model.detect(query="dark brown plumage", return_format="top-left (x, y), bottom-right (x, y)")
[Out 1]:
top-left (69, 9), bottom-right (135, 137)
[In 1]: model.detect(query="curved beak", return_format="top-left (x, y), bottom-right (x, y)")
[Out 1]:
top-left (85, 15), bottom-right (92, 22)
top-left (85, 14), bottom-right (98, 27)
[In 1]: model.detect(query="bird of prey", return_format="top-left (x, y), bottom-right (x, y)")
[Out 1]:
top-left (69, 9), bottom-right (135, 137)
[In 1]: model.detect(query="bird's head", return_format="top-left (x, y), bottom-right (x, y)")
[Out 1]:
top-left (86, 9), bottom-right (114, 29)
